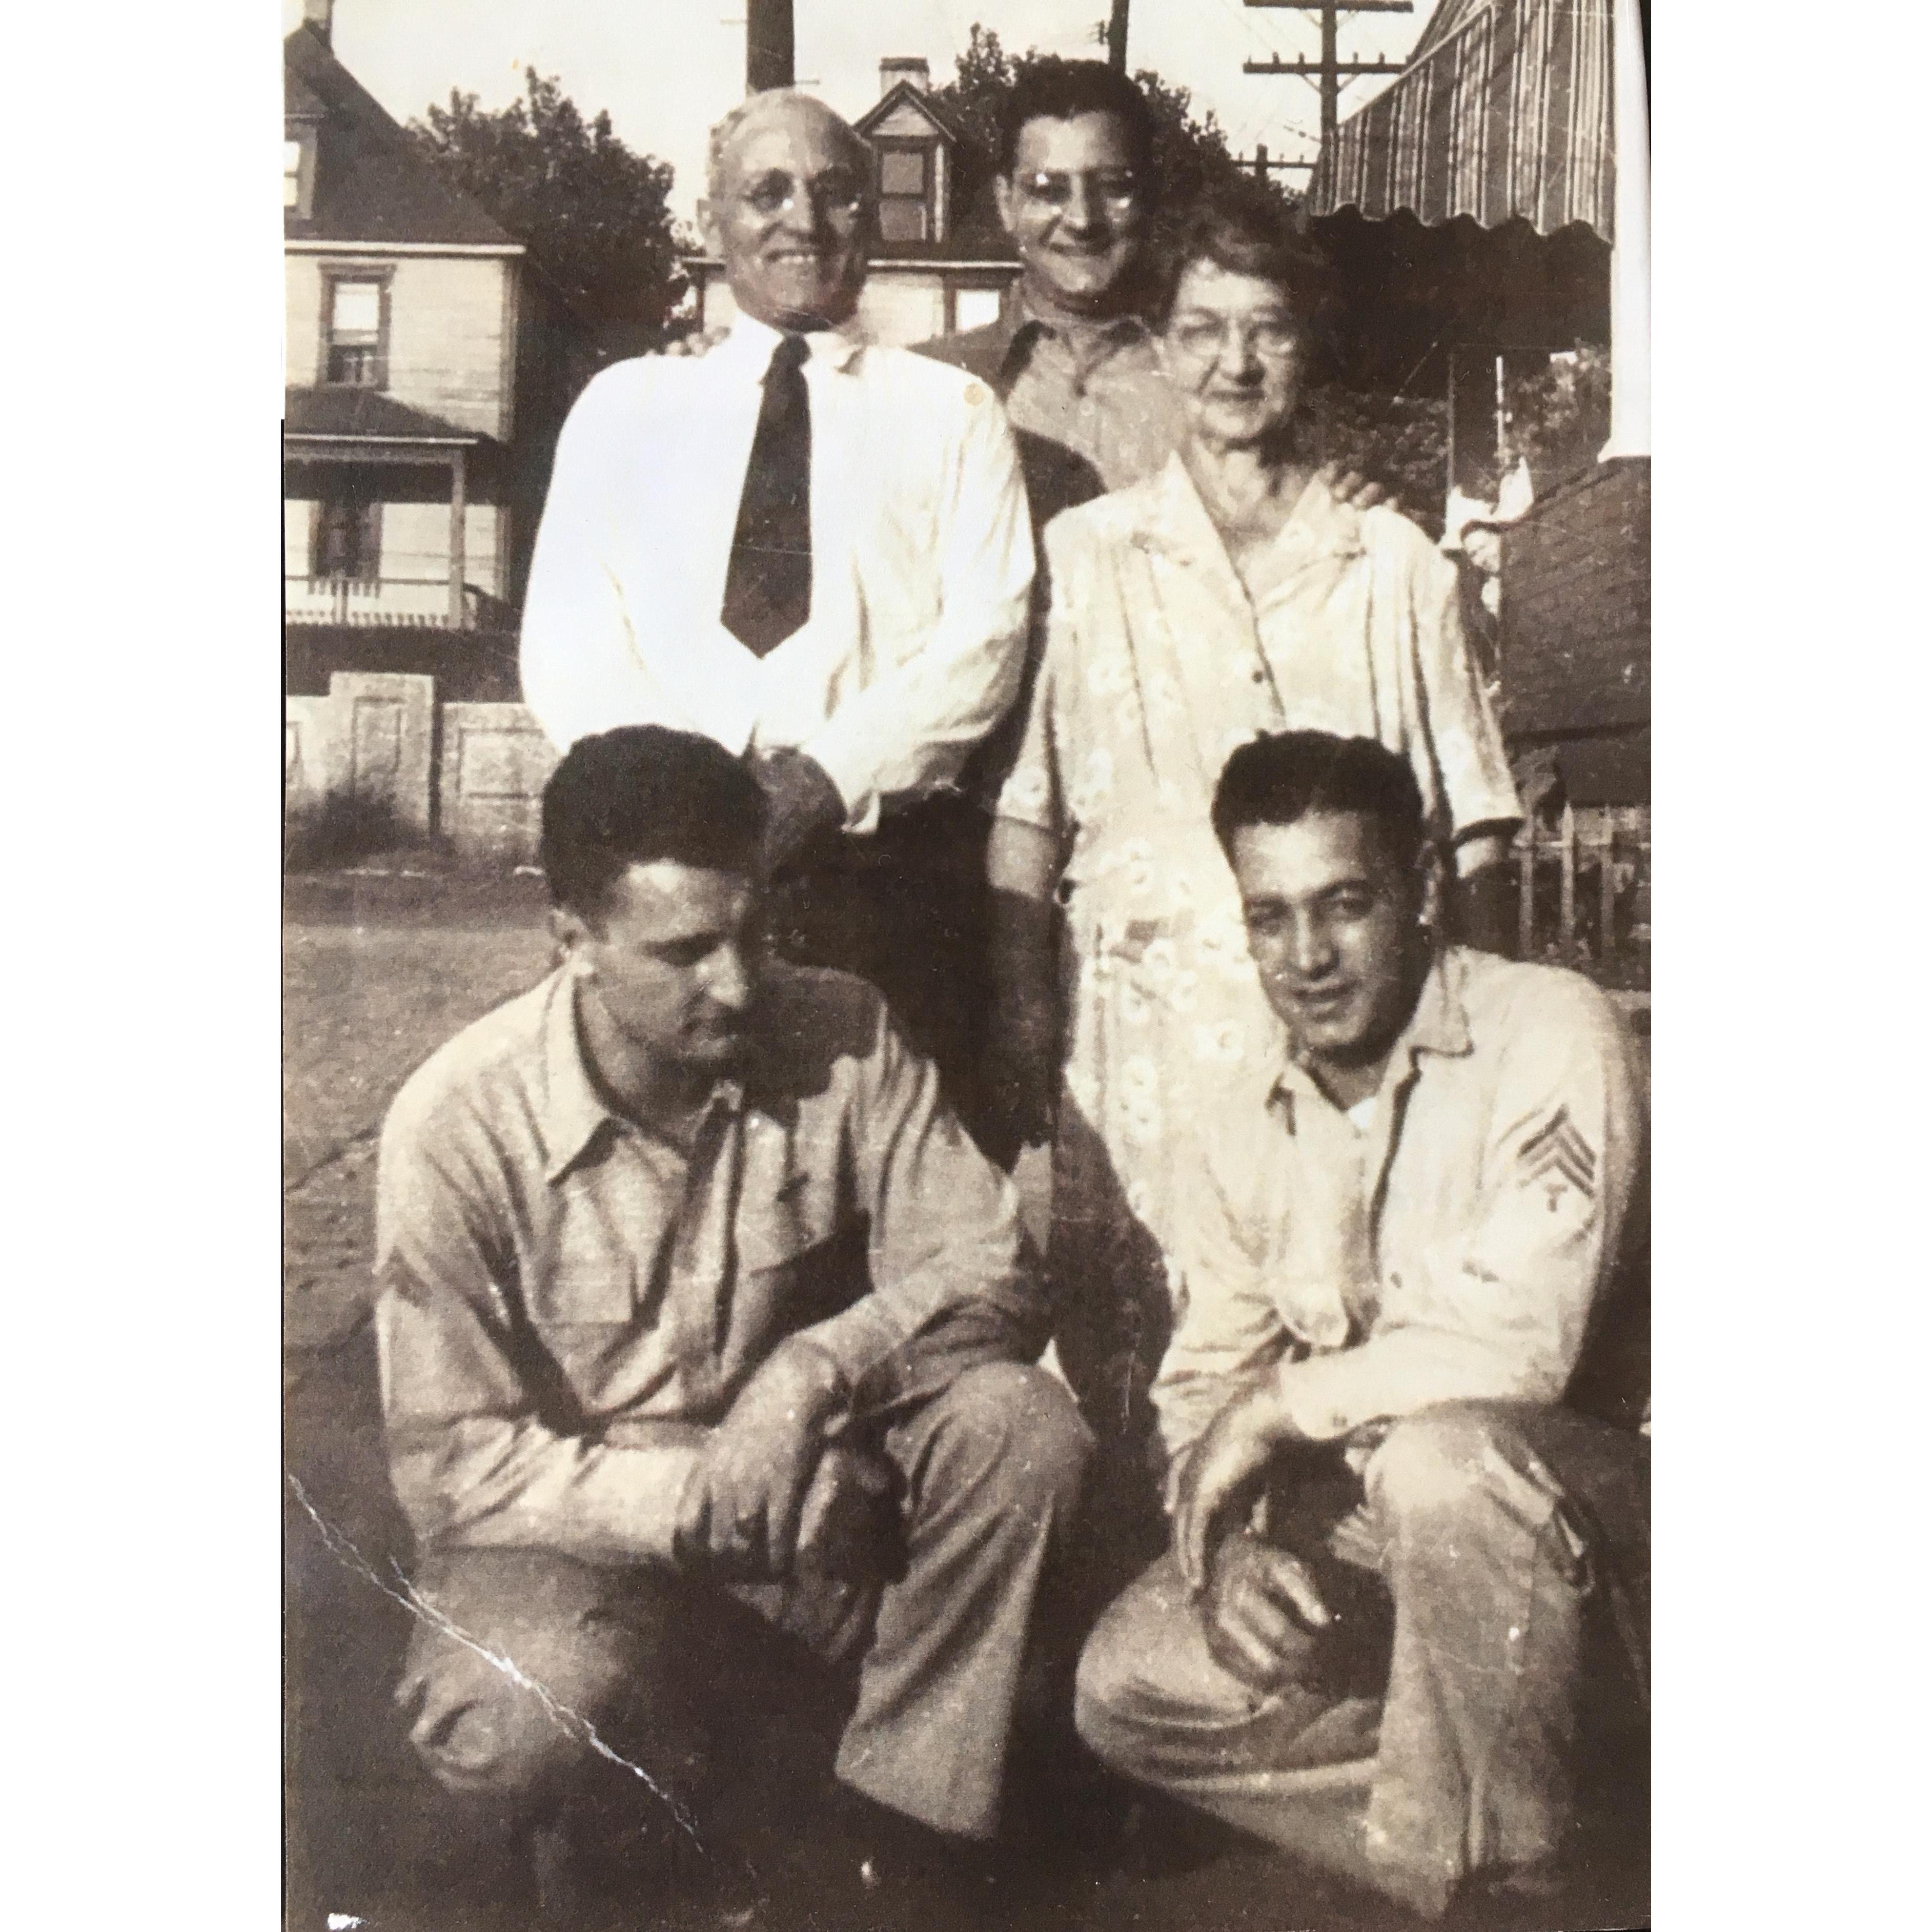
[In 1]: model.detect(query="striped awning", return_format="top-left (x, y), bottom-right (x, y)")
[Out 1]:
top-left (1310, 0), bottom-right (1614, 241)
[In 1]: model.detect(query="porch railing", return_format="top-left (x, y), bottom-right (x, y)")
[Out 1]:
top-left (284, 575), bottom-right (478, 628)
top-left (1511, 803), bottom-right (1650, 992)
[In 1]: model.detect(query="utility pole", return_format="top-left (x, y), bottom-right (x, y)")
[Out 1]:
top-left (745, 0), bottom-right (795, 92)
top-left (1243, 2), bottom-right (1413, 156)
top-left (1245, 144), bottom-right (1315, 180)
top-left (1106, 0), bottom-right (1131, 73)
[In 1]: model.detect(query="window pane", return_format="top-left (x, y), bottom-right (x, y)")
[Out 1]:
top-left (327, 345), bottom-right (381, 386)
top-left (331, 280), bottom-right (382, 335)
top-left (877, 199), bottom-right (926, 243)
top-left (954, 288), bottom-right (1005, 332)
top-left (879, 150), bottom-right (926, 195)
top-left (284, 140), bottom-right (302, 208)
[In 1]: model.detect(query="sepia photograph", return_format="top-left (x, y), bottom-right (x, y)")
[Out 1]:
top-left (281, 3), bottom-right (1652, 1927)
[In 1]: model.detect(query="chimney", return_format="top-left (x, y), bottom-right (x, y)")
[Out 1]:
top-left (746, 0), bottom-right (795, 93)
top-left (301, 0), bottom-right (332, 46)
top-left (878, 57), bottom-right (930, 97)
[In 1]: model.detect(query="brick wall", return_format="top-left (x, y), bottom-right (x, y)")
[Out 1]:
top-left (1500, 457), bottom-right (1650, 738)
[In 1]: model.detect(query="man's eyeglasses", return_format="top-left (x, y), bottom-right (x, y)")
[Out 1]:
top-left (1014, 170), bottom-right (1142, 213)
top-left (738, 169), bottom-right (868, 222)
top-left (1165, 315), bottom-right (1305, 364)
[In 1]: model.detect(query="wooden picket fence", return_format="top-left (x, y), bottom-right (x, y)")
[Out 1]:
top-left (1511, 803), bottom-right (1650, 991)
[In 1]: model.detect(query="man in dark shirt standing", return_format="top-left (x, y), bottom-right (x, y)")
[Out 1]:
top-left (918, 60), bottom-right (1177, 525)
top-left (375, 726), bottom-right (1090, 1909)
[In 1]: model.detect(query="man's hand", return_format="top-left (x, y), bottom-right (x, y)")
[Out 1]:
top-left (795, 1440), bottom-right (899, 1582)
top-left (1172, 1382), bottom-right (1300, 1593)
top-left (749, 747), bottom-right (847, 878)
top-left (674, 1337), bottom-right (849, 1581)
top-left (1318, 459), bottom-right (1397, 515)
top-left (1198, 1530), bottom-right (1333, 1692)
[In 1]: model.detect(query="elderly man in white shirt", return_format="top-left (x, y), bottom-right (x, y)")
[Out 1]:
top-left (520, 90), bottom-right (1035, 1145)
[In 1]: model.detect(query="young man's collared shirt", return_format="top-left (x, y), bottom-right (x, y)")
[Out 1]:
top-left (374, 962), bottom-right (1047, 1564)
top-left (519, 312), bottom-right (1035, 835)
top-left (1153, 946), bottom-right (1644, 1468)
top-left (920, 292), bottom-right (1184, 500)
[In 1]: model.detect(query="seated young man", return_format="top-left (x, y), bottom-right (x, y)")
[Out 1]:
top-left (374, 726), bottom-right (1091, 1908)
top-left (1073, 730), bottom-right (1648, 1920)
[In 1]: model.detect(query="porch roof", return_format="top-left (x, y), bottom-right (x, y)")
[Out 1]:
top-left (284, 387), bottom-right (484, 450)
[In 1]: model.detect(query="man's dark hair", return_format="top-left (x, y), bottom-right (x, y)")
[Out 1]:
top-left (1211, 730), bottom-right (1426, 868)
top-left (539, 726), bottom-right (767, 920)
top-left (997, 59), bottom-right (1158, 182)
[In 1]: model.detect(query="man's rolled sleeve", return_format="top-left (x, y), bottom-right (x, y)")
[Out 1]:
top-left (800, 999), bottom-right (1047, 1405)
top-left (374, 1108), bottom-right (701, 1564)
top-left (801, 384), bottom-right (1035, 824)
top-left (1273, 982), bottom-right (1642, 1442)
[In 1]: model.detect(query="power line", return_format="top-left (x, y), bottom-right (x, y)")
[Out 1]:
top-left (1239, 1), bottom-right (1416, 157)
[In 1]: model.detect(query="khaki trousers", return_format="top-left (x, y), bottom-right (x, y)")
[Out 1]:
top-left (396, 1362), bottom-right (1091, 1844)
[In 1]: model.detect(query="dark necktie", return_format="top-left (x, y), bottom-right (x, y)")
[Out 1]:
top-left (720, 332), bottom-right (812, 656)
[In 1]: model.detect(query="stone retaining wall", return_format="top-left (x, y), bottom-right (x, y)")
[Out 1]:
top-left (285, 673), bottom-right (558, 864)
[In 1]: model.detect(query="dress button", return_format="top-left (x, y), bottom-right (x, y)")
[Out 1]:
top-left (1251, 669), bottom-right (1265, 684)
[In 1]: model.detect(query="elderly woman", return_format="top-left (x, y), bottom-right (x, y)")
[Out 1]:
top-left (986, 196), bottom-right (1521, 1481)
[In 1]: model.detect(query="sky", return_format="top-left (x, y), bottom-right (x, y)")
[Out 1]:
top-left (285, 0), bottom-right (1427, 226)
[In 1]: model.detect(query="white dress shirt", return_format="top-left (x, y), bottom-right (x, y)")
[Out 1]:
top-left (519, 312), bottom-right (1036, 832)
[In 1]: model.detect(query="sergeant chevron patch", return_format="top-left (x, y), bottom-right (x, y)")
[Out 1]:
top-left (1519, 1106), bottom-right (1597, 1209)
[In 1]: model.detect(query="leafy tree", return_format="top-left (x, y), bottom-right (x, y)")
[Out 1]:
top-left (410, 70), bottom-right (695, 357)
top-left (928, 25), bottom-right (1292, 256)
top-left (1505, 344), bottom-right (1612, 496)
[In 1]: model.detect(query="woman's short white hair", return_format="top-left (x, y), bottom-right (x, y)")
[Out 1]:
top-left (705, 90), bottom-right (872, 205)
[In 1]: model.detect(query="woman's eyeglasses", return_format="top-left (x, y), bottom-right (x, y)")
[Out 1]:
top-left (1014, 170), bottom-right (1142, 213)
top-left (1165, 315), bottom-right (1305, 363)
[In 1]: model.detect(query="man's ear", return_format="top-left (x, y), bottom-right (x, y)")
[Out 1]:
top-left (697, 199), bottom-right (722, 258)
top-left (1415, 845), bottom-right (1447, 933)
top-left (993, 174), bottom-right (1020, 242)
top-left (550, 905), bottom-right (595, 972)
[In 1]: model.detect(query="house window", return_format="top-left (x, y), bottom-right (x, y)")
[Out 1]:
top-left (876, 144), bottom-right (930, 243)
top-left (953, 287), bottom-right (1005, 333)
top-left (284, 128), bottom-right (316, 218)
top-left (311, 486), bottom-right (382, 584)
top-left (322, 274), bottom-right (389, 388)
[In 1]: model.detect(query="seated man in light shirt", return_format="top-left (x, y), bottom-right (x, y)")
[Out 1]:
top-left (1073, 730), bottom-right (1649, 1922)
top-left (376, 726), bottom-right (1090, 1915)
top-left (519, 90), bottom-right (1035, 1149)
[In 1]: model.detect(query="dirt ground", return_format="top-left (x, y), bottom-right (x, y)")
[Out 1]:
top-left (281, 868), bottom-right (1644, 1932)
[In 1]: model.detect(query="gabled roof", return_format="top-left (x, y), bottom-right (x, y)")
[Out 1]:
top-left (284, 387), bottom-right (483, 443)
top-left (284, 24), bottom-right (516, 249)
top-left (286, 69), bottom-right (327, 121)
top-left (853, 82), bottom-right (964, 146)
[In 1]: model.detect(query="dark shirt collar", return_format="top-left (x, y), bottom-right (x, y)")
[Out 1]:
top-left (538, 970), bottom-right (746, 1184)
top-left (996, 284), bottom-right (1152, 389)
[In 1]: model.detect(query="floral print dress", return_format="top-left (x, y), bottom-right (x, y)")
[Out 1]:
top-left (994, 455), bottom-right (1520, 1458)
